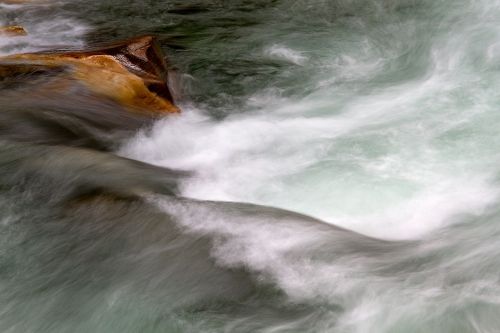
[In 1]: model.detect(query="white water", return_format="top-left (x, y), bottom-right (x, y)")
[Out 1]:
top-left (0, 1), bottom-right (87, 55)
top-left (119, 2), bottom-right (500, 328)
top-left (122, 11), bottom-right (500, 237)
top-left (3, 0), bottom-right (500, 331)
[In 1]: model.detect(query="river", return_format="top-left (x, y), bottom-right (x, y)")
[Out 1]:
top-left (1, 0), bottom-right (500, 332)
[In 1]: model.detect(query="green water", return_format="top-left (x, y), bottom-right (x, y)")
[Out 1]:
top-left (1, 0), bottom-right (500, 332)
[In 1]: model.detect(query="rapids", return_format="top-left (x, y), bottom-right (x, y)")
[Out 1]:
top-left (1, 0), bottom-right (500, 332)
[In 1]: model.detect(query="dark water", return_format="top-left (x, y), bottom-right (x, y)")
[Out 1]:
top-left (1, 0), bottom-right (500, 332)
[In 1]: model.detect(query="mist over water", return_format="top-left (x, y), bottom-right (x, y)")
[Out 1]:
top-left (2, 0), bottom-right (500, 332)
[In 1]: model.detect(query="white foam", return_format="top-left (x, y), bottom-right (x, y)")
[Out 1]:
top-left (122, 69), bottom-right (500, 240)
top-left (0, 2), bottom-right (87, 56)
top-left (264, 44), bottom-right (308, 65)
top-left (118, 0), bottom-right (500, 243)
top-left (151, 196), bottom-right (355, 302)
top-left (118, 0), bottom-right (500, 330)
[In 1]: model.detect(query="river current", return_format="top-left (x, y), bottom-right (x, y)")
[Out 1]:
top-left (1, 0), bottom-right (500, 332)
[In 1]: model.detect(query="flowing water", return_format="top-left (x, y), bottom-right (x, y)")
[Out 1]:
top-left (2, 0), bottom-right (500, 332)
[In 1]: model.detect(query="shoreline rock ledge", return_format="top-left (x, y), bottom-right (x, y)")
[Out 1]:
top-left (0, 35), bottom-right (180, 114)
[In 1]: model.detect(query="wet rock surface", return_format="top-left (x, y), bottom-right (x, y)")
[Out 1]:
top-left (0, 36), bottom-right (180, 115)
top-left (0, 26), bottom-right (27, 37)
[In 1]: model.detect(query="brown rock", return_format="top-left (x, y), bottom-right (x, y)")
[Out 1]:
top-left (0, 36), bottom-right (180, 114)
top-left (0, 26), bottom-right (27, 37)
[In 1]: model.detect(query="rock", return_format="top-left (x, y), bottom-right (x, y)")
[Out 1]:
top-left (0, 26), bottom-right (27, 37)
top-left (0, 36), bottom-right (180, 114)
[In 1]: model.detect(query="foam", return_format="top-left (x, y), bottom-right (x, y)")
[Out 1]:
top-left (0, 2), bottom-right (87, 56)
top-left (264, 44), bottom-right (308, 65)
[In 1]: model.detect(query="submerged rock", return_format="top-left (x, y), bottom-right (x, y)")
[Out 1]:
top-left (0, 36), bottom-right (180, 114)
top-left (0, 25), bottom-right (27, 37)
